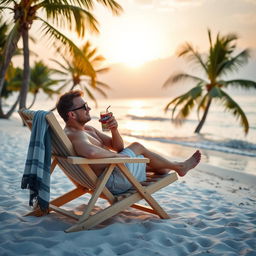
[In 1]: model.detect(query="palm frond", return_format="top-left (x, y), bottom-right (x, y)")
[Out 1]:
top-left (38, 18), bottom-right (96, 77)
top-left (208, 31), bottom-right (240, 80)
top-left (163, 72), bottom-right (206, 88)
top-left (56, 79), bottom-right (72, 91)
top-left (95, 80), bottom-right (111, 89)
top-left (207, 28), bottom-right (213, 48)
top-left (85, 79), bottom-right (110, 89)
top-left (42, 3), bottom-right (99, 35)
top-left (164, 85), bottom-right (202, 119)
top-left (83, 86), bottom-right (97, 106)
top-left (177, 42), bottom-right (208, 74)
top-left (52, 47), bottom-right (73, 70)
top-left (50, 68), bottom-right (68, 76)
top-left (223, 79), bottom-right (256, 89)
top-left (208, 86), bottom-right (223, 98)
top-left (87, 47), bottom-right (97, 59)
top-left (174, 97), bottom-right (195, 125)
top-left (94, 86), bottom-right (108, 98)
top-left (48, 0), bottom-right (94, 10)
top-left (222, 33), bottom-right (238, 50)
top-left (95, 67), bottom-right (110, 73)
top-left (50, 58), bottom-right (72, 73)
top-left (0, 6), bottom-right (13, 12)
top-left (0, 0), bottom-right (14, 8)
top-left (218, 88), bottom-right (249, 134)
top-left (217, 49), bottom-right (250, 77)
top-left (95, 0), bottom-right (123, 15)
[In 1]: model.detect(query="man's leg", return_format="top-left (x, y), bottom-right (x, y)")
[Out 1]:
top-left (127, 142), bottom-right (201, 177)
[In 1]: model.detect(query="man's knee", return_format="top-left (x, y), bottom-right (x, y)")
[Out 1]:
top-left (128, 142), bottom-right (146, 153)
top-left (130, 142), bottom-right (144, 149)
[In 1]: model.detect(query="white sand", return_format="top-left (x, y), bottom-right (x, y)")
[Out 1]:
top-left (0, 117), bottom-right (256, 256)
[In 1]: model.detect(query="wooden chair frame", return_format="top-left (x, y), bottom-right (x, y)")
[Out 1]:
top-left (19, 109), bottom-right (178, 232)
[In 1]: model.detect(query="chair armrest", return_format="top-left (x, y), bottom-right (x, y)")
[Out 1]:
top-left (67, 156), bottom-right (150, 165)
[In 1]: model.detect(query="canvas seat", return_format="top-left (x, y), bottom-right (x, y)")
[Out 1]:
top-left (19, 109), bottom-right (178, 232)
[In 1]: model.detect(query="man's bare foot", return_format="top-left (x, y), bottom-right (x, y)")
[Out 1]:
top-left (176, 150), bottom-right (201, 177)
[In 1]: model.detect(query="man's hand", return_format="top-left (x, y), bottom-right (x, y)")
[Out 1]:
top-left (97, 112), bottom-right (124, 152)
top-left (105, 113), bottom-right (118, 130)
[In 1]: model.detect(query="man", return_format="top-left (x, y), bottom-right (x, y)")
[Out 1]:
top-left (56, 90), bottom-right (201, 194)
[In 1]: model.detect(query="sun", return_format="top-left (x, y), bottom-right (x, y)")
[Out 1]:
top-left (102, 20), bottom-right (160, 67)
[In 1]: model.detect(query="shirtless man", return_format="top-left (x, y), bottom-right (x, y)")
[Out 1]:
top-left (56, 90), bottom-right (201, 194)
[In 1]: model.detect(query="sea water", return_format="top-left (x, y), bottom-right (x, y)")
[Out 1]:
top-left (11, 91), bottom-right (256, 175)
top-left (88, 93), bottom-right (256, 176)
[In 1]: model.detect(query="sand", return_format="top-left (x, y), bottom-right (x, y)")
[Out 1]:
top-left (0, 117), bottom-right (256, 256)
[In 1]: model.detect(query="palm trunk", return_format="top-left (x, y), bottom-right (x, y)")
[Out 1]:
top-left (19, 28), bottom-right (30, 109)
top-left (194, 98), bottom-right (212, 134)
top-left (70, 82), bottom-right (77, 90)
top-left (0, 93), bottom-right (21, 119)
top-left (27, 93), bottom-right (37, 109)
top-left (5, 93), bottom-right (21, 119)
top-left (0, 29), bottom-right (21, 117)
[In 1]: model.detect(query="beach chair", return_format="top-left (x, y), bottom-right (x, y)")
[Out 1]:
top-left (18, 109), bottom-right (178, 232)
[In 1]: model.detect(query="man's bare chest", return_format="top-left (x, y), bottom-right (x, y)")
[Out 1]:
top-left (84, 130), bottom-right (103, 147)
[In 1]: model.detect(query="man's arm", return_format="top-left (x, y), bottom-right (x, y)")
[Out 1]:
top-left (68, 131), bottom-right (126, 159)
top-left (96, 114), bottom-right (124, 152)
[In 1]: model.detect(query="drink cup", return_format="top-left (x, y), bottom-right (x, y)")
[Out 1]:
top-left (100, 111), bottom-right (112, 131)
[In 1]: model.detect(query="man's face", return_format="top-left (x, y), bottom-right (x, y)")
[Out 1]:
top-left (71, 96), bottom-right (91, 124)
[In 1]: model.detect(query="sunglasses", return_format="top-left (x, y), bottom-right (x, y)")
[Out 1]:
top-left (70, 103), bottom-right (89, 112)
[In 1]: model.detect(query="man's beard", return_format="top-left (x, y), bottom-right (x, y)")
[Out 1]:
top-left (76, 113), bottom-right (91, 125)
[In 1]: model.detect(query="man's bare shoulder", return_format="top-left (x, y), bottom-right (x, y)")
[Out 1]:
top-left (64, 127), bottom-right (90, 144)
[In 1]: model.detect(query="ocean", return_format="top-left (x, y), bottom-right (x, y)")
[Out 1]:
top-left (86, 93), bottom-right (256, 176)
top-left (9, 91), bottom-right (256, 176)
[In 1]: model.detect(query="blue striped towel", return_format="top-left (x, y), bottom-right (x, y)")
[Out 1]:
top-left (21, 110), bottom-right (52, 212)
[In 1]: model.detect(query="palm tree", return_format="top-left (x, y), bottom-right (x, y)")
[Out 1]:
top-left (52, 41), bottom-right (110, 107)
top-left (0, 17), bottom-right (11, 99)
top-left (163, 29), bottom-right (256, 135)
top-left (0, 0), bottom-right (122, 118)
top-left (27, 60), bottom-right (61, 109)
top-left (5, 60), bottom-right (60, 109)
top-left (0, 17), bottom-right (21, 117)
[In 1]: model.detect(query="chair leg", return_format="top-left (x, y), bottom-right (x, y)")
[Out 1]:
top-left (117, 163), bottom-right (170, 219)
top-left (24, 187), bottom-right (88, 217)
top-left (78, 164), bottom-right (115, 222)
top-left (65, 174), bottom-right (178, 232)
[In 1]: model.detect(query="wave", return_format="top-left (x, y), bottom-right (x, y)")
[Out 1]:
top-left (125, 114), bottom-right (200, 124)
top-left (126, 114), bottom-right (170, 122)
top-left (122, 134), bottom-right (256, 157)
top-left (125, 114), bottom-right (256, 130)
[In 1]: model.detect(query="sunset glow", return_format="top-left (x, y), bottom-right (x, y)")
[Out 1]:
top-left (98, 16), bottom-right (168, 67)
top-left (127, 100), bottom-right (147, 116)
top-left (105, 27), bottom-right (158, 67)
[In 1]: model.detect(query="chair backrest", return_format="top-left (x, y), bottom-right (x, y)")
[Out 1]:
top-left (19, 109), bottom-right (95, 189)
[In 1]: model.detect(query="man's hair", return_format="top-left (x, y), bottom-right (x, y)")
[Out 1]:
top-left (56, 90), bottom-right (84, 122)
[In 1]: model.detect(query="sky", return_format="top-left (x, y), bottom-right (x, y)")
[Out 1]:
top-left (7, 0), bottom-right (256, 98)
top-left (86, 0), bottom-right (256, 66)
top-left (25, 0), bottom-right (256, 67)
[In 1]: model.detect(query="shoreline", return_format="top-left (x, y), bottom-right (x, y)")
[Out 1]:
top-left (2, 115), bottom-right (256, 181)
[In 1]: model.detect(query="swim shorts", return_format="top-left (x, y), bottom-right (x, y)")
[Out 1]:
top-left (105, 148), bottom-right (147, 194)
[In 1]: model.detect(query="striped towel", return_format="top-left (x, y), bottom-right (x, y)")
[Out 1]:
top-left (21, 110), bottom-right (52, 212)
